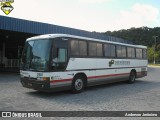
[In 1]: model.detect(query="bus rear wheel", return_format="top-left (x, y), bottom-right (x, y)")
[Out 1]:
top-left (72, 75), bottom-right (85, 93)
top-left (128, 71), bottom-right (136, 84)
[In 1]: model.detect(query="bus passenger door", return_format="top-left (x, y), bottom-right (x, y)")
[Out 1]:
top-left (51, 38), bottom-right (68, 71)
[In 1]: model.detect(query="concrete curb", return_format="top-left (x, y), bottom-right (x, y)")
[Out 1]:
top-left (148, 65), bottom-right (160, 68)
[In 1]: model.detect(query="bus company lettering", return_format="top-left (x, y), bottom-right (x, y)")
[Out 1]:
top-left (109, 60), bottom-right (114, 67)
top-left (115, 60), bottom-right (130, 65)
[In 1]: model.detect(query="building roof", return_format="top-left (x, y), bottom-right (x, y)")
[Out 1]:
top-left (0, 15), bottom-right (133, 44)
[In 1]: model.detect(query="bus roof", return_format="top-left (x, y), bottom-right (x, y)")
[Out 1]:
top-left (27, 34), bottom-right (147, 49)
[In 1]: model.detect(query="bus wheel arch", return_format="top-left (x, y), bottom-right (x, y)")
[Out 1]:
top-left (128, 69), bottom-right (137, 84)
top-left (71, 73), bottom-right (87, 93)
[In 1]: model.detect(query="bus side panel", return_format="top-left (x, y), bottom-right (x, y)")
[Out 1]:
top-left (66, 58), bottom-right (148, 85)
top-left (49, 58), bottom-right (148, 90)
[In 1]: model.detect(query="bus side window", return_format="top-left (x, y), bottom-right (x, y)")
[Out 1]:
top-left (97, 43), bottom-right (103, 57)
top-left (117, 45), bottom-right (122, 58)
top-left (136, 48), bottom-right (142, 59)
top-left (127, 47), bottom-right (132, 58)
top-left (89, 42), bottom-right (97, 56)
top-left (121, 46), bottom-right (127, 58)
top-left (70, 40), bottom-right (79, 55)
top-left (139, 49), bottom-right (142, 59)
top-left (132, 48), bottom-right (135, 58)
top-left (110, 45), bottom-right (116, 57)
top-left (104, 44), bottom-right (111, 57)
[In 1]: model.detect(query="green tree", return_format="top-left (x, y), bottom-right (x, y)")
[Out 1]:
top-left (103, 27), bottom-right (160, 63)
top-left (148, 47), bottom-right (154, 63)
top-left (156, 50), bottom-right (160, 63)
top-left (148, 47), bottom-right (160, 63)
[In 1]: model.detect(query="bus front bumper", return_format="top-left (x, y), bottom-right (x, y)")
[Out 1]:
top-left (20, 77), bottom-right (50, 91)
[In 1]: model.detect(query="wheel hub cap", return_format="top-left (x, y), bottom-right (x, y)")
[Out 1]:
top-left (75, 79), bottom-right (83, 90)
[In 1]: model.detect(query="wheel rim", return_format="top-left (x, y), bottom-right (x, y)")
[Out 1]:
top-left (130, 73), bottom-right (135, 82)
top-left (75, 79), bottom-right (83, 91)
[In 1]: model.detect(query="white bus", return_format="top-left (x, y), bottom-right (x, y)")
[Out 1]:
top-left (20, 34), bottom-right (148, 93)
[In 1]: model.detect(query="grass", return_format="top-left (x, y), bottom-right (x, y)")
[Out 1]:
top-left (148, 64), bottom-right (160, 66)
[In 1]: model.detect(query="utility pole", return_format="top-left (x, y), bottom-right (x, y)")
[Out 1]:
top-left (153, 36), bottom-right (158, 64)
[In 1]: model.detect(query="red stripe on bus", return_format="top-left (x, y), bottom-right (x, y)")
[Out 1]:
top-left (50, 78), bottom-right (72, 83)
top-left (88, 73), bottom-right (130, 79)
top-left (50, 72), bottom-right (131, 83)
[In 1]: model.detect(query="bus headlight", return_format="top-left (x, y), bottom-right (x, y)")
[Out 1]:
top-left (37, 77), bottom-right (50, 81)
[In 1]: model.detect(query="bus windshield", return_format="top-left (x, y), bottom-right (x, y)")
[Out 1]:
top-left (21, 39), bottom-right (52, 71)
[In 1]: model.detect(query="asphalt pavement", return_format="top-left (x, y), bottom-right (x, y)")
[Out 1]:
top-left (0, 67), bottom-right (160, 120)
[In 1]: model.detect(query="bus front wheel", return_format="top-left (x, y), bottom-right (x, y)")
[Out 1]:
top-left (72, 75), bottom-right (85, 93)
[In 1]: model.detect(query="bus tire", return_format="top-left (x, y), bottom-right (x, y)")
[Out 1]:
top-left (72, 75), bottom-right (85, 93)
top-left (128, 71), bottom-right (136, 84)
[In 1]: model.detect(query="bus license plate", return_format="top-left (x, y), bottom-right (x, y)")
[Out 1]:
top-left (28, 83), bottom-right (32, 87)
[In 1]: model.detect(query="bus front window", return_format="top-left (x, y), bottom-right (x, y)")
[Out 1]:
top-left (21, 39), bottom-right (52, 71)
